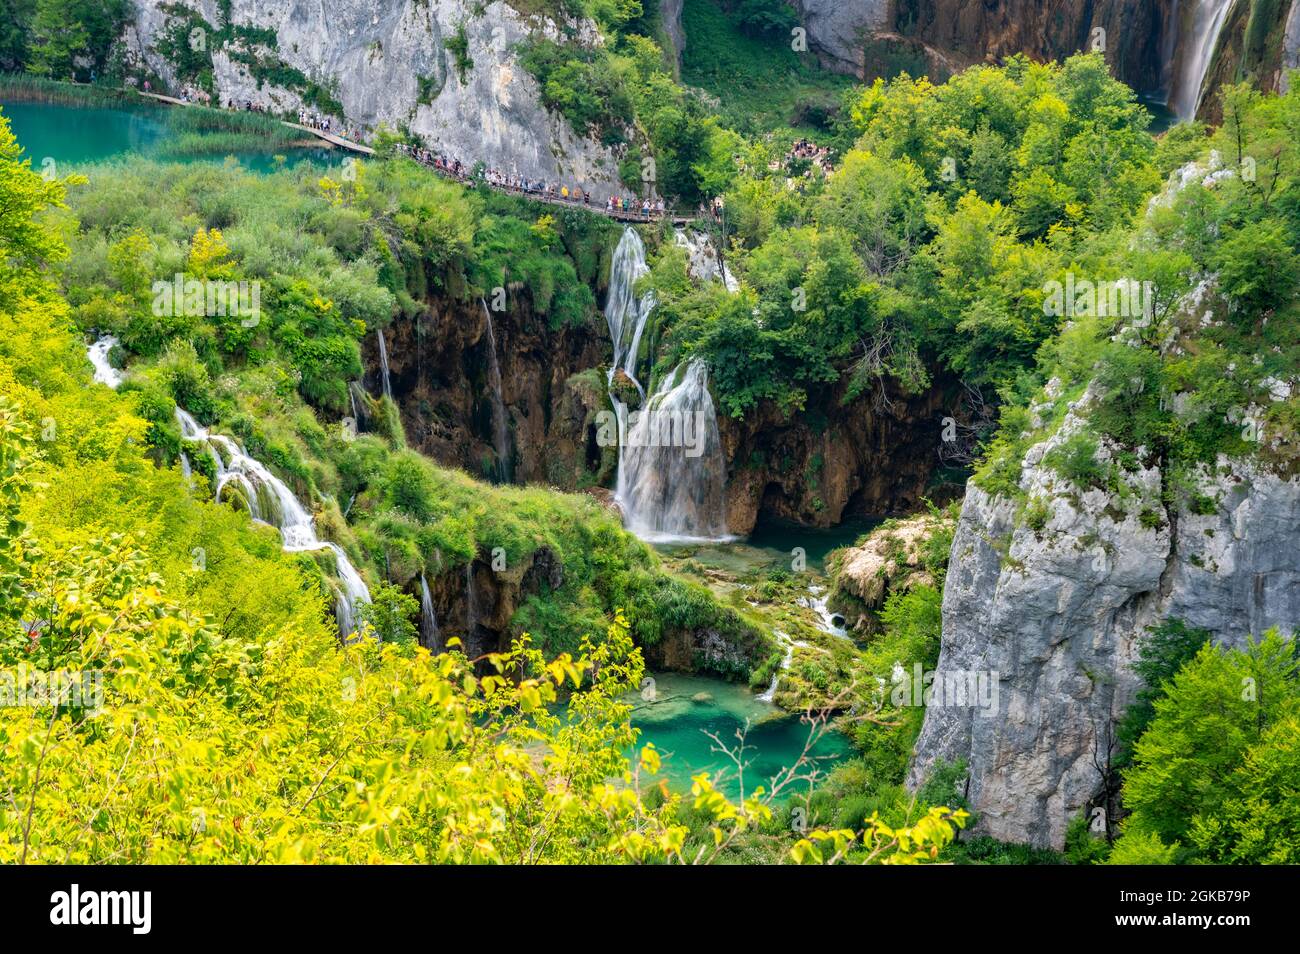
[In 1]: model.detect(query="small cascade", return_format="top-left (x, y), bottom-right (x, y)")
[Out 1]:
top-left (757, 630), bottom-right (809, 703)
top-left (179, 451), bottom-right (192, 480)
top-left (376, 328), bottom-right (393, 401)
top-left (618, 360), bottom-right (732, 542)
top-left (87, 335), bottom-right (123, 388)
top-left (174, 408), bottom-right (371, 639)
top-left (348, 380), bottom-right (372, 433)
top-left (479, 298), bottom-right (512, 483)
top-left (1169, 0), bottom-right (1237, 119)
top-left (800, 585), bottom-right (850, 641)
top-left (673, 229), bottom-right (739, 292)
top-left (419, 573), bottom-right (443, 653)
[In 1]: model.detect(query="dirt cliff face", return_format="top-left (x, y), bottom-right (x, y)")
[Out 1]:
top-left (894, 0), bottom-right (1178, 92)
top-left (365, 290), bottom-right (611, 488)
top-left (719, 375), bottom-right (966, 535)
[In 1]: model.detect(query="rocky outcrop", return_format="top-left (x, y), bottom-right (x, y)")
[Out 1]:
top-left (908, 400), bottom-right (1300, 849)
top-left (793, 0), bottom-right (891, 75)
top-left (720, 375), bottom-right (966, 535)
top-left (123, 0), bottom-right (626, 200)
top-left (828, 511), bottom-right (953, 633)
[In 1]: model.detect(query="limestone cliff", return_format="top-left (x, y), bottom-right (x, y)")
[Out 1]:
top-left (908, 390), bottom-right (1300, 849)
top-left (122, 0), bottom-right (627, 200)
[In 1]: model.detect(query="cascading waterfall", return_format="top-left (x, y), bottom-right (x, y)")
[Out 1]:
top-left (87, 334), bottom-right (124, 388)
top-left (348, 380), bottom-right (371, 432)
top-left (419, 573), bottom-right (443, 653)
top-left (604, 229), bottom-right (655, 398)
top-left (800, 585), bottom-right (851, 641)
top-left (1169, 0), bottom-right (1237, 118)
top-left (376, 328), bottom-right (393, 401)
top-left (673, 229), bottom-right (739, 292)
top-left (604, 228), bottom-right (731, 542)
top-left (758, 630), bottom-right (809, 703)
top-left (174, 408), bottom-right (371, 639)
top-left (618, 360), bottom-right (732, 542)
top-left (479, 298), bottom-right (513, 483)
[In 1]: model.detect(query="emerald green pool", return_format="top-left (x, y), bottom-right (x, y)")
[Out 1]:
top-left (0, 99), bottom-right (336, 171)
top-left (625, 672), bottom-right (854, 798)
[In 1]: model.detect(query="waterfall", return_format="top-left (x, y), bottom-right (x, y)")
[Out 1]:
top-left (420, 573), bottom-right (443, 653)
top-left (174, 408), bottom-right (371, 639)
top-left (1169, 0), bottom-right (1237, 119)
top-left (376, 328), bottom-right (393, 401)
top-left (602, 228), bottom-right (732, 543)
top-left (479, 299), bottom-right (512, 483)
top-left (800, 585), bottom-right (850, 641)
top-left (757, 630), bottom-right (809, 703)
top-left (87, 335), bottom-right (124, 388)
top-left (347, 380), bottom-right (371, 433)
top-left (618, 360), bottom-right (732, 542)
top-left (673, 229), bottom-right (739, 292)
top-left (604, 228), bottom-right (656, 396)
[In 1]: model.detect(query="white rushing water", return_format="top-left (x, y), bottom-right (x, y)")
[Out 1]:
top-left (376, 328), bottom-right (393, 401)
top-left (757, 630), bottom-right (809, 703)
top-left (419, 573), bottom-right (442, 653)
top-left (618, 360), bottom-right (732, 542)
top-left (87, 335), bottom-right (124, 388)
top-left (800, 584), bottom-right (851, 641)
top-left (673, 229), bottom-right (739, 293)
top-left (480, 299), bottom-right (512, 483)
top-left (175, 408), bottom-right (371, 639)
top-left (604, 229), bottom-right (655, 398)
top-left (604, 228), bottom-right (732, 543)
top-left (1169, 0), bottom-right (1237, 119)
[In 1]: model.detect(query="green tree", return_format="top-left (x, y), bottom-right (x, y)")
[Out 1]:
top-left (25, 0), bottom-right (89, 78)
top-left (359, 580), bottom-right (420, 643)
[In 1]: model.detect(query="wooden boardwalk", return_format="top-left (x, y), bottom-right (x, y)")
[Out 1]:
top-left (132, 89), bottom-right (699, 225)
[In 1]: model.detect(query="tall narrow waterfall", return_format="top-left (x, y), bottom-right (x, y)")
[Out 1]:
top-left (464, 561), bottom-right (478, 653)
top-left (1169, 0), bottom-right (1237, 119)
top-left (605, 229), bottom-right (656, 395)
top-left (480, 299), bottom-right (512, 483)
top-left (420, 573), bottom-right (442, 653)
top-left (603, 228), bottom-right (731, 542)
top-left (376, 328), bottom-right (393, 401)
top-left (175, 408), bottom-right (371, 639)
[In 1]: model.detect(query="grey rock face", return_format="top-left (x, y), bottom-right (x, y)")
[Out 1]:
top-left (660, 0), bottom-right (685, 74)
top-left (793, 0), bottom-right (890, 75)
top-left (909, 403), bottom-right (1300, 849)
top-left (1282, 1), bottom-right (1300, 92)
top-left (124, 0), bottom-right (626, 199)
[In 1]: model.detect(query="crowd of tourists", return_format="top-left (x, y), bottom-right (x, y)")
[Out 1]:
top-left (396, 143), bottom-right (670, 218)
